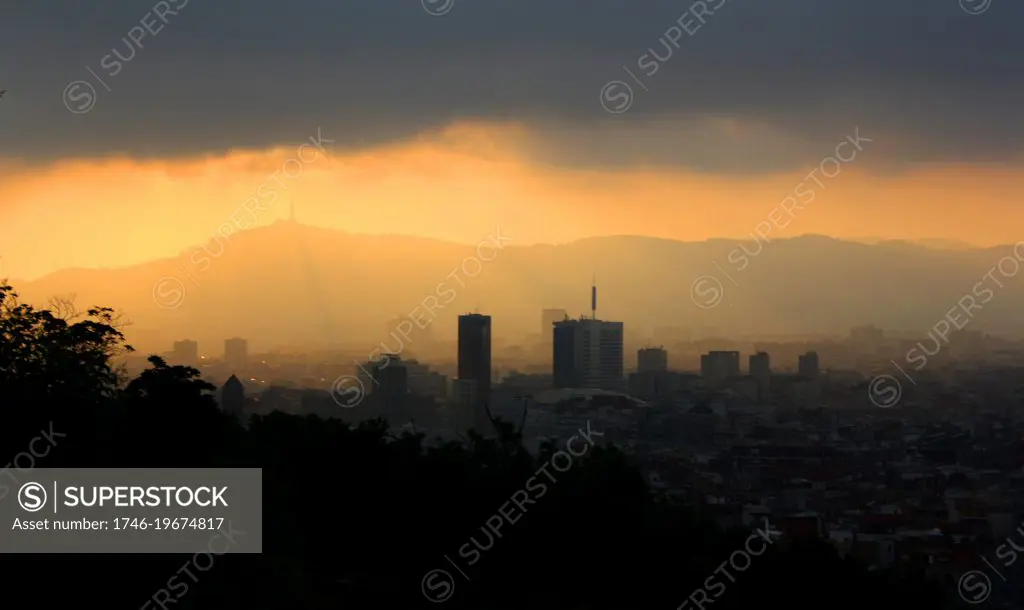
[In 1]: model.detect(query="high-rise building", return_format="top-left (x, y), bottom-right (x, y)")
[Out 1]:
top-left (457, 314), bottom-right (492, 409)
top-left (749, 352), bottom-right (771, 399)
top-left (638, 347), bottom-right (668, 373)
top-left (553, 318), bottom-right (625, 391)
top-left (749, 352), bottom-right (770, 377)
top-left (540, 309), bottom-right (567, 365)
top-left (701, 351), bottom-right (740, 384)
top-left (372, 354), bottom-right (407, 410)
top-left (171, 340), bottom-right (198, 366)
top-left (553, 322), bottom-right (576, 388)
top-left (224, 337), bottom-right (248, 371)
top-left (798, 351), bottom-right (820, 379)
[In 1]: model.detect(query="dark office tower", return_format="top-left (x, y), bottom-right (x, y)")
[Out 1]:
top-left (372, 354), bottom-right (408, 411)
top-left (553, 321), bottom-right (579, 388)
top-left (457, 314), bottom-right (492, 409)
top-left (749, 351), bottom-right (771, 379)
top-left (638, 347), bottom-right (668, 373)
top-left (701, 351), bottom-right (740, 386)
top-left (553, 318), bottom-right (625, 391)
top-left (749, 352), bottom-right (771, 400)
top-left (220, 375), bottom-right (245, 415)
top-left (798, 351), bottom-right (820, 379)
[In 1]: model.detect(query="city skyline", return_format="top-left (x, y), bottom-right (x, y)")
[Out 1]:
top-left (7, 223), bottom-right (1024, 355)
top-left (1, 1), bottom-right (1020, 607)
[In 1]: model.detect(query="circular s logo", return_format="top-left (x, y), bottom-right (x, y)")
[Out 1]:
top-left (63, 80), bottom-right (97, 114)
top-left (959, 0), bottom-right (992, 15)
top-left (421, 569), bottom-right (455, 603)
top-left (421, 0), bottom-right (455, 16)
top-left (690, 275), bottom-right (724, 309)
top-left (18, 482), bottom-right (47, 512)
top-left (958, 570), bottom-right (991, 604)
top-left (152, 277), bottom-right (186, 309)
top-left (331, 375), bottom-right (365, 408)
top-left (600, 81), bottom-right (633, 114)
top-left (868, 375), bottom-right (901, 408)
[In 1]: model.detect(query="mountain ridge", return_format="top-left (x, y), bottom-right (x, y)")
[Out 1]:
top-left (8, 223), bottom-right (1024, 351)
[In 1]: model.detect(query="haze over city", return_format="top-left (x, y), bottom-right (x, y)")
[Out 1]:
top-left (2, 1), bottom-right (1024, 608)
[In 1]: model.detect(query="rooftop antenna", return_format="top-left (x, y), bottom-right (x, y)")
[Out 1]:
top-left (591, 274), bottom-right (597, 320)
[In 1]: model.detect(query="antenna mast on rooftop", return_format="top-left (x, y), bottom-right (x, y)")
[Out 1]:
top-left (591, 274), bottom-right (597, 320)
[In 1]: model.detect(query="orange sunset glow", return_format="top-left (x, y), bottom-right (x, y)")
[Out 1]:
top-left (3, 121), bottom-right (1024, 281)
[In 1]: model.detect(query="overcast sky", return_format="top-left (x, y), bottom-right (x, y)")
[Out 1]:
top-left (1, 0), bottom-right (1021, 173)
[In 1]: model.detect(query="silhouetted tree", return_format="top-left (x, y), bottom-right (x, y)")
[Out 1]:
top-left (0, 282), bottom-right (129, 401)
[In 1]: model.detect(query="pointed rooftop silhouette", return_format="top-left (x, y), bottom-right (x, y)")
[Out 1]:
top-left (222, 374), bottom-right (243, 393)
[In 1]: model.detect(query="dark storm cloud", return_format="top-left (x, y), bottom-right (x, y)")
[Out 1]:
top-left (0, 0), bottom-right (1021, 172)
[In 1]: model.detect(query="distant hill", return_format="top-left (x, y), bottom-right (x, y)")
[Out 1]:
top-left (10, 220), bottom-right (1024, 352)
top-left (847, 236), bottom-right (980, 251)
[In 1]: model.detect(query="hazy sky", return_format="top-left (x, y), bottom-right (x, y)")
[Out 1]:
top-left (2, 0), bottom-right (1023, 279)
